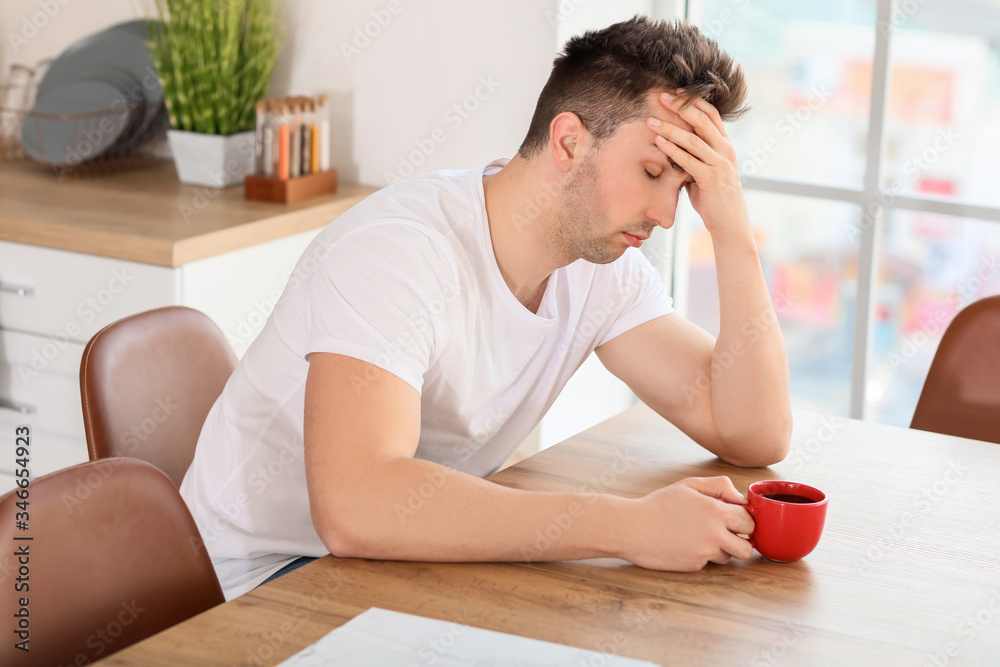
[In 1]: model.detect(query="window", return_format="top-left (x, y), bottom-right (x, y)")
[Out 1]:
top-left (682, 192), bottom-right (860, 417)
top-left (679, 0), bottom-right (1000, 424)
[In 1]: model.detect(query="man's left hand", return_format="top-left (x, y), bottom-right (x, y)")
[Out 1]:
top-left (647, 91), bottom-right (750, 242)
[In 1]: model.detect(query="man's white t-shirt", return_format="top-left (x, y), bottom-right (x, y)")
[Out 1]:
top-left (180, 157), bottom-right (673, 599)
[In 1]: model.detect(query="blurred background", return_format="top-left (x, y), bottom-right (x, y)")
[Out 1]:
top-left (2, 0), bottom-right (998, 446)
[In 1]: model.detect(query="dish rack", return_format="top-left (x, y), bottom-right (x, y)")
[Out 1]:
top-left (1, 62), bottom-right (166, 179)
top-left (0, 103), bottom-right (167, 178)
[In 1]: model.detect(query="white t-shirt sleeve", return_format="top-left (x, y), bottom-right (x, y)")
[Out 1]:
top-left (599, 247), bottom-right (674, 346)
top-left (304, 222), bottom-right (457, 393)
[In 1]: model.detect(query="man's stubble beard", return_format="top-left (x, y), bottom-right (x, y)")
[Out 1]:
top-left (549, 154), bottom-right (623, 266)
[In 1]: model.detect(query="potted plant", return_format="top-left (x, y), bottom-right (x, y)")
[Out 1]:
top-left (148, 0), bottom-right (281, 187)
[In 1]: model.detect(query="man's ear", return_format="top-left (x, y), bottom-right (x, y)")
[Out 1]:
top-left (549, 112), bottom-right (587, 173)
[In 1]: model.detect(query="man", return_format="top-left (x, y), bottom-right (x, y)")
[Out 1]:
top-left (181, 16), bottom-right (792, 600)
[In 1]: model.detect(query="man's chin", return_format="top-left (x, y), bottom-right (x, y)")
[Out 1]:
top-left (581, 245), bottom-right (627, 265)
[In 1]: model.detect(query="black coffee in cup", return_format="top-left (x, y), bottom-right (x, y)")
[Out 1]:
top-left (761, 493), bottom-right (816, 504)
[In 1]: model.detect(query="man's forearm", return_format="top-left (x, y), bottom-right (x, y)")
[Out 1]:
top-left (709, 229), bottom-right (792, 463)
top-left (318, 457), bottom-right (630, 563)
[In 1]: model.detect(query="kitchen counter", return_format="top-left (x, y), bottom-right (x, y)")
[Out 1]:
top-left (0, 161), bottom-right (378, 267)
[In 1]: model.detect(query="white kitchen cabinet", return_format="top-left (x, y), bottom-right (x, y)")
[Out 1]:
top-left (0, 230), bottom-right (322, 493)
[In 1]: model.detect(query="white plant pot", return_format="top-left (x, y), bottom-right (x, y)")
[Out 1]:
top-left (167, 129), bottom-right (255, 188)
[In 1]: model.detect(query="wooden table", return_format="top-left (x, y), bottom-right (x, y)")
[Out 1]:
top-left (100, 406), bottom-right (1000, 666)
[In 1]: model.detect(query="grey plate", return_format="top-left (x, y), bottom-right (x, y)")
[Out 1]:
top-left (21, 77), bottom-right (134, 165)
top-left (38, 20), bottom-right (161, 103)
top-left (98, 19), bottom-right (166, 151)
top-left (28, 20), bottom-right (164, 158)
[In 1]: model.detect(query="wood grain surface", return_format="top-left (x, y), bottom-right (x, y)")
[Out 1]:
top-left (0, 162), bottom-right (377, 267)
top-left (98, 406), bottom-right (1000, 666)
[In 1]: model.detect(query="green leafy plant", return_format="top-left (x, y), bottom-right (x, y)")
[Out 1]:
top-left (148, 0), bottom-right (281, 135)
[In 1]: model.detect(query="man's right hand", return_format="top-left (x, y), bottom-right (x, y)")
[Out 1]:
top-left (616, 476), bottom-right (755, 571)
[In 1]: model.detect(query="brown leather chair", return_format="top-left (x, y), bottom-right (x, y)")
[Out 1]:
top-left (0, 458), bottom-right (224, 666)
top-left (80, 306), bottom-right (237, 487)
top-left (911, 295), bottom-right (1000, 444)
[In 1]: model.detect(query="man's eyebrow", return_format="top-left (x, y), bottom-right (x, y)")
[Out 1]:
top-left (644, 144), bottom-right (689, 177)
top-left (646, 143), bottom-right (685, 171)
top-left (646, 143), bottom-right (668, 161)
top-left (666, 156), bottom-right (685, 172)
top-left (645, 148), bottom-right (693, 183)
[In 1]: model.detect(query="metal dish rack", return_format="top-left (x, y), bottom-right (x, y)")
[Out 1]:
top-left (0, 63), bottom-right (167, 178)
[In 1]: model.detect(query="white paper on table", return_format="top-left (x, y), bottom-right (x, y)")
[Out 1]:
top-left (276, 607), bottom-right (659, 666)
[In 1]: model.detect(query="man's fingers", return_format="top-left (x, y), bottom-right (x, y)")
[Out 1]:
top-left (668, 91), bottom-right (725, 138)
top-left (647, 118), bottom-right (719, 166)
top-left (710, 531), bottom-right (753, 564)
top-left (685, 94), bottom-right (729, 140)
top-left (722, 531), bottom-right (755, 560)
top-left (660, 92), bottom-right (733, 157)
top-left (684, 475), bottom-right (747, 505)
top-left (725, 503), bottom-right (755, 536)
top-left (652, 135), bottom-right (706, 180)
top-left (709, 550), bottom-right (733, 566)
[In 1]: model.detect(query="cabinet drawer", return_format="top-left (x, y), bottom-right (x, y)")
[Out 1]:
top-left (0, 429), bottom-right (88, 495)
top-left (0, 363), bottom-right (85, 439)
top-left (0, 326), bottom-right (85, 378)
top-left (0, 241), bottom-right (175, 342)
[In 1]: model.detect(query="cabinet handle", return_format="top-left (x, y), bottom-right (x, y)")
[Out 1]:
top-left (0, 281), bottom-right (34, 297)
top-left (0, 398), bottom-right (36, 415)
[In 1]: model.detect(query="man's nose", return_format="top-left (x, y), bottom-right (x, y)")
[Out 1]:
top-left (647, 194), bottom-right (678, 230)
top-left (654, 213), bottom-right (676, 230)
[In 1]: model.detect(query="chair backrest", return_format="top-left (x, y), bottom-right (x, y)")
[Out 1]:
top-left (80, 306), bottom-right (237, 487)
top-left (911, 295), bottom-right (1000, 444)
top-left (0, 458), bottom-right (225, 666)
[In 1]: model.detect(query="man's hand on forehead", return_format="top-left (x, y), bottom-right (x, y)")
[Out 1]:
top-left (644, 89), bottom-right (748, 238)
top-left (643, 90), bottom-right (704, 175)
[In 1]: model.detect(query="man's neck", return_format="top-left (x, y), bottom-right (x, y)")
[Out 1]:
top-left (482, 155), bottom-right (566, 313)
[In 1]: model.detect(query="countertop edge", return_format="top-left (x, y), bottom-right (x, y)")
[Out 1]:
top-left (0, 185), bottom-right (378, 267)
top-left (171, 188), bottom-right (377, 266)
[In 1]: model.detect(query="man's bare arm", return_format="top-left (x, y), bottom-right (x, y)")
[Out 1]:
top-left (597, 92), bottom-right (791, 467)
top-left (596, 307), bottom-right (789, 468)
top-left (303, 352), bottom-right (755, 569)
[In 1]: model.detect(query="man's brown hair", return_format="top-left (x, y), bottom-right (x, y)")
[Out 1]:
top-left (518, 16), bottom-right (748, 158)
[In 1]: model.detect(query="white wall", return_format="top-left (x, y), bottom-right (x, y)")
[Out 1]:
top-left (1, 0), bottom-right (137, 72)
top-left (556, 0), bottom-right (680, 46)
top-left (272, 0), bottom-right (563, 184)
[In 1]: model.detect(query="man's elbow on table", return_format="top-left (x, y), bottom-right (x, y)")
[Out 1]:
top-left (308, 483), bottom-right (394, 560)
top-left (714, 410), bottom-right (792, 468)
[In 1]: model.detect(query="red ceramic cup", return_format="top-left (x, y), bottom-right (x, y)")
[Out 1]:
top-left (746, 480), bottom-right (828, 562)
